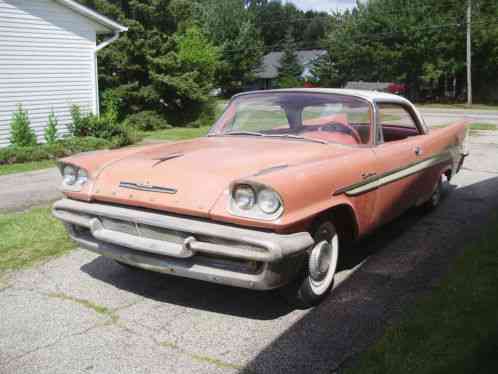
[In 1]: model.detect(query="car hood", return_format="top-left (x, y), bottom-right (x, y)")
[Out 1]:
top-left (90, 136), bottom-right (355, 218)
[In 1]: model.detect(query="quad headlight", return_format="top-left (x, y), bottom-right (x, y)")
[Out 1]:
top-left (233, 185), bottom-right (256, 210)
top-left (62, 165), bottom-right (77, 186)
top-left (60, 164), bottom-right (89, 190)
top-left (257, 189), bottom-right (281, 214)
top-left (230, 183), bottom-right (283, 220)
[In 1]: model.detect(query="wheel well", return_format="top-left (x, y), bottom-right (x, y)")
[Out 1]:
top-left (311, 204), bottom-right (358, 243)
top-left (444, 168), bottom-right (452, 181)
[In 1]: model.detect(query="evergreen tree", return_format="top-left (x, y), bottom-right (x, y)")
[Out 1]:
top-left (310, 54), bottom-right (339, 88)
top-left (44, 110), bottom-right (58, 144)
top-left (277, 29), bottom-right (303, 88)
top-left (9, 104), bottom-right (37, 147)
top-left (77, 0), bottom-right (220, 125)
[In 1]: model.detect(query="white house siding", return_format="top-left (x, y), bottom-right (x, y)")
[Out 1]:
top-left (0, 0), bottom-right (100, 147)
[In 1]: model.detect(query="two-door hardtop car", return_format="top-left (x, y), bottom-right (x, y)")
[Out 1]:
top-left (53, 89), bottom-right (468, 307)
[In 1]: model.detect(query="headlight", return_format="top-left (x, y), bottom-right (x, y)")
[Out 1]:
top-left (230, 183), bottom-right (283, 220)
top-left (233, 185), bottom-right (256, 210)
top-left (62, 165), bottom-right (77, 185)
top-left (258, 189), bottom-right (281, 214)
top-left (76, 169), bottom-right (88, 185)
top-left (61, 164), bottom-right (89, 190)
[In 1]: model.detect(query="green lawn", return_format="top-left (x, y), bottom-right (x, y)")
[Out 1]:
top-left (0, 206), bottom-right (73, 275)
top-left (346, 218), bottom-right (498, 374)
top-left (141, 126), bottom-right (211, 141)
top-left (0, 159), bottom-right (55, 177)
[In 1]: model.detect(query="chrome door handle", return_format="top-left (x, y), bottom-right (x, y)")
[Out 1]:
top-left (414, 146), bottom-right (422, 156)
top-left (361, 172), bottom-right (377, 179)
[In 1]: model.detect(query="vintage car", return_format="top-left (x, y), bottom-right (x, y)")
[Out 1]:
top-left (53, 89), bottom-right (468, 307)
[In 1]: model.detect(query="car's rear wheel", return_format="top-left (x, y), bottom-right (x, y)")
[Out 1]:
top-left (279, 220), bottom-right (339, 308)
top-left (421, 174), bottom-right (447, 211)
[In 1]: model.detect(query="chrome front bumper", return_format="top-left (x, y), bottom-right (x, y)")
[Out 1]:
top-left (53, 199), bottom-right (314, 290)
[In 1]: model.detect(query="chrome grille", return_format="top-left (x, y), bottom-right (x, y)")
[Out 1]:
top-left (101, 217), bottom-right (188, 244)
top-left (101, 217), bottom-right (138, 236)
top-left (137, 224), bottom-right (188, 244)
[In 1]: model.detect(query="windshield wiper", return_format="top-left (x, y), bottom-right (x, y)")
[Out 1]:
top-left (266, 134), bottom-right (327, 144)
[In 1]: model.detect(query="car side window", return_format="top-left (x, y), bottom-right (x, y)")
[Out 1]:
top-left (378, 103), bottom-right (421, 143)
top-left (301, 102), bottom-right (371, 145)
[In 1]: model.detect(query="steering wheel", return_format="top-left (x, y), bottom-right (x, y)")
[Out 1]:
top-left (318, 122), bottom-right (362, 144)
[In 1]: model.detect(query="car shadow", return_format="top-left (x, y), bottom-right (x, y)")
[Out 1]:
top-left (238, 175), bottom-right (498, 373)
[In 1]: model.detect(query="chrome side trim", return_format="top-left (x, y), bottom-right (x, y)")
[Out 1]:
top-left (334, 151), bottom-right (453, 196)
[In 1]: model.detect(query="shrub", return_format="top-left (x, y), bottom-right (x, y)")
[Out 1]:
top-left (66, 98), bottom-right (136, 147)
top-left (0, 137), bottom-right (113, 165)
top-left (101, 90), bottom-right (120, 124)
top-left (44, 110), bottom-right (58, 144)
top-left (10, 104), bottom-right (37, 147)
top-left (123, 111), bottom-right (171, 131)
top-left (68, 104), bottom-right (86, 137)
top-left (81, 114), bottom-right (136, 147)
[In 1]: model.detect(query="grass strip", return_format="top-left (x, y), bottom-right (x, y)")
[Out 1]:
top-left (0, 160), bottom-right (55, 176)
top-left (346, 218), bottom-right (498, 374)
top-left (142, 126), bottom-right (211, 141)
top-left (0, 206), bottom-right (73, 275)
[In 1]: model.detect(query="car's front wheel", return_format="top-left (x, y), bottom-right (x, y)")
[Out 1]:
top-left (279, 220), bottom-right (339, 308)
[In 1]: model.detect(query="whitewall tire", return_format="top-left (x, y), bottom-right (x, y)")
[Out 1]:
top-left (279, 220), bottom-right (339, 308)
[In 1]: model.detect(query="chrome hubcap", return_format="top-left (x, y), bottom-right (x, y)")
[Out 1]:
top-left (309, 241), bottom-right (332, 282)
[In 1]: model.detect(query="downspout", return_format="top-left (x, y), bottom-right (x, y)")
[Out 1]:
top-left (93, 31), bottom-right (121, 115)
top-left (96, 31), bottom-right (121, 52)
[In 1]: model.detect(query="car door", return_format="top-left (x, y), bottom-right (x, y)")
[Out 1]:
top-left (371, 102), bottom-right (430, 226)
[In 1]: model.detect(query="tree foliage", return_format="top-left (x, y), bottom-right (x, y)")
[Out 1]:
top-left (77, 0), bottom-right (220, 124)
top-left (247, 1), bottom-right (330, 47)
top-left (194, 0), bottom-right (263, 96)
top-left (316, 0), bottom-right (498, 101)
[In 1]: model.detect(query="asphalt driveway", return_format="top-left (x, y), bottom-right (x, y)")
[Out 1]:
top-left (1, 131), bottom-right (497, 373)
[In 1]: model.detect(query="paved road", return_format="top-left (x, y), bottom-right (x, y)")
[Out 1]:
top-left (417, 107), bottom-right (498, 127)
top-left (0, 168), bottom-right (61, 212)
top-left (1, 132), bottom-right (497, 373)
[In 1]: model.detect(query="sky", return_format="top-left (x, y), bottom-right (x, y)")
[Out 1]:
top-left (285, 0), bottom-right (357, 13)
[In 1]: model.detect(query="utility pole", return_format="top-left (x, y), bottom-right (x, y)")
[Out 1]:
top-left (466, 0), bottom-right (472, 105)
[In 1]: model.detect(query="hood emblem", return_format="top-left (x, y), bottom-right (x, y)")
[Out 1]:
top-left (119, 181), bottom-right (177, 194)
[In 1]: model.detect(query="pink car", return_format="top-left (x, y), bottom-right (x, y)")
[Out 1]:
top-left (53, 89), bottom-right (468, 307)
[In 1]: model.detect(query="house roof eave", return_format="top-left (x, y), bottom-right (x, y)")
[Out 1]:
top-left (54, 0), bottom-right (128, 33)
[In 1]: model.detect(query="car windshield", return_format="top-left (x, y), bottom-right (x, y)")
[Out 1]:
top-left (209, 92), bottom-right (372, 146)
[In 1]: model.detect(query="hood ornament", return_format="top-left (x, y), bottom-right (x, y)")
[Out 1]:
top-left (152, 152), bottom-right (183, 167)
top-left (119, 181), bottom-right (177, 194)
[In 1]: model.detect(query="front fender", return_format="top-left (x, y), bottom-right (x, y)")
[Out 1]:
top-left (209, 148), bottom-right (377, 235)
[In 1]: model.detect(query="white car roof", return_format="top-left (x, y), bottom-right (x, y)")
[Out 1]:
top-left (235, 88), bottom-right (411, 105)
